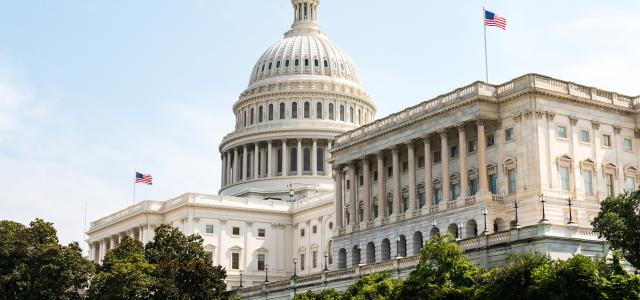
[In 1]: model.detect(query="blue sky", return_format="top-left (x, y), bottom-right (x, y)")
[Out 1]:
top-left (1, 0), bottom-right (638, 247)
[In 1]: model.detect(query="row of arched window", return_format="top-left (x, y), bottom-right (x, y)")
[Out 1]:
top-left (236, 101), bottom-right (371, 128)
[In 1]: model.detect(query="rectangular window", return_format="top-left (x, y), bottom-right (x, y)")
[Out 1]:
top-left (450, 146), bottom-right (459, 158)
top-left (505, 128), bottom-right (514, 141)
top-left (257, 254), bottom-right (265, 271)
top-left (205, 224), bottom-right (214, 234)
top-left (583, 170), bottom-right (593, 196)
top-left (489, 173), bottom-right (497, 194)
top-left (624, 138), bottom-right (633, 151)
top-left (258, 228), bottom-right (266, 237)
top-left (433, 187), bottom-right (443, 204)
top-left (487, 134), bottom-right (496, 147)
top-left (312, 225), bottom-right (317, 234)
top-left (626, 176), bottom-right (636, 192)
top-left (387, 167), bottom-right (393, 177)
top-left (606, 174), bottom-right (615, 197)
top-left (300, 228), bottom-right (305, 237)
top-left (580, 130), bottom-right (590, 143)
top-left (557, 126), bottom-right (568, 139)
top-left (560, 166), bottom-right (570, 191)
top-left (452, 183), bottom-right (460, 200)
top-left (603, 134), bottom-right (612, 147)
top-left (402, 161), bottom-right (408, 172)
top-left (205, 251), bottom-right (213, 264)
top-left (232, 253), bottom-right (240, 270)
top-left (312, 251), bottom-right (318, 268)
top-left (300, 254), bottom-right (305, 271)
top-left (232, 227), bottom-right (240, 236)
top-left (507, 169), bottom-right (516, 194)
top-left (418, 156), bottom-right (425, 168)
top-left (468, 139), bottom-right (477, 152)
top-left (373, 171), bottom-right (378, 181)
top-left (469, 178), bottom-right (478, 196)
top-left (433, 151), bottom-right (442, 164)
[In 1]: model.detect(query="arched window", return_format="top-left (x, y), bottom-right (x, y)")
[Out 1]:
top-left (285, 60), bottom-right (290, 67)
top-left (243, 110), bottom-right (247, 126)
top-left (290, 147), bottom-right (298, 172)
top-left (316, 102), bottom-right (322, 119)
top-left (250, 108), bottom-right (255, 124)
top-left (279, 103), bottom-right (285, 119)
top-left (349, 107), bottom-right (354, 123)
top-left (291, 102), bottom-right (298, 119)
top-left (277, 149), bottom-right (283, 173)
top-left (258, 106), bottom-right (263, 122)
top-left (303, 147), bottom-right (311, 172)
top-left (317, 148), bottom-right (324, 172)
top-left (268, 104), bottom-right (274, 121)
top-left (329, 103), bottom-right (334, 120)
top-left (340, 105), bottom-right (345, 121)
top-left (303, 102), bottom-right (310, 118)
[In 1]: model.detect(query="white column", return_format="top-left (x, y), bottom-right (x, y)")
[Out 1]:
top-left (297, 139), bottom-right (303, 175)
top-left (458, 124), bottom-right (468, 199)
top-left (267, 140), bottom-right (273, 177)
top-left (312, 139), bottom-right (318, 176)
top-left (254, 143), bottom-right (259, 179)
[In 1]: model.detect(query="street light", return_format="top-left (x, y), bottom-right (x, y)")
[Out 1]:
top-left (539, 193), bottom-right (549, 223)
top-left (323, 250), bottom-right (329, 271)
top-left (567, 197), bottom-right (575, 224)
top-left (481, 206), bottom-right (489, 235)
top-left (513, 199), bottom-right (520, 228)
top-left (239, 269), bottom-right (243, 288)
top-left (264, 264), bottom-right (269, 283)
top-left (292, 258), bottom-right (297, 278)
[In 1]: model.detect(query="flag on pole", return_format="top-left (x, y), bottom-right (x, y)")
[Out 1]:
top-left (135, 172), bottom-right (153, 185)
top-left (484, 10), bottom-right (507, 30)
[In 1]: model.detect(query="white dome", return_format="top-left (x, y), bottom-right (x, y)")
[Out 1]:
top-left (248, 0), bottom-right (360, 88)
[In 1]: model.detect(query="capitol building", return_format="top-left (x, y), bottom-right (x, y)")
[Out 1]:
top-left (86, 0), bottom-right (640, 298)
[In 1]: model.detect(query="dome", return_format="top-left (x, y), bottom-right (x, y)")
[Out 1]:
top-left (248, 0), bottom-right (361, 89)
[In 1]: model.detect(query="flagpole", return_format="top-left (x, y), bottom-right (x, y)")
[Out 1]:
top-left (483, 7), bottom-right (489, 83)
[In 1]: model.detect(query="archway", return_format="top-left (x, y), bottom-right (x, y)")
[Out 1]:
top-left (366, 242), bottom-right (376, 264)
top-left (337, 248), bottom-right (347, 269)
top-left (381, 239), bottom-right (391, 261)
top-left (412, 231), bottom-right (424, 256)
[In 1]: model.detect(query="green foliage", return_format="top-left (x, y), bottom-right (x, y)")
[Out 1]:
top-left (144, 224), bottom-right (227, 299)
top-left (0, 219), bottom-right (95, 299)
top-left (396, 233), bottom-right (482, 299)
top-left (592, 190), bottom-right (640, 269)
top-left (87, 237), bottom-right (155, 299)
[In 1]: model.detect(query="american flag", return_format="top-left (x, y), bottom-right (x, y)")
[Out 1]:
top-left (135, 172), bottom-right (153, 185)
top-left (484, 10), bottom-right (507, 30)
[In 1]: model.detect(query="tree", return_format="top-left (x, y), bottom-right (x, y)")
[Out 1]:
top-left (0, 219), bottom-right (95, 299)
top-left (592, 190), bottom-right (640, 269)
top-left (145, 224), bottom-right (227, 299)
top-left (87, 237), bottom-right (155, 299)
top-left (476, 252), bottom-right (552, 300)
top-left (396, 234), bottom-right (483, 300)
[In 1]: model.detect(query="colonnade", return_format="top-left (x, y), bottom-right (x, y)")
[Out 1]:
top-left (221, 138), bottom-right (333, 188)
top-left (334, 119), bottom-right (491, 230)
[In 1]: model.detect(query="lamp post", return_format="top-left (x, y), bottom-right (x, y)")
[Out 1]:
top-left (323, 250), bottom-right (329, 271)
top-left (239, 270), bottom-right (243, 288)
top-left (481, 206), bottom-right (489, 235)
top-left (539, 193), bottom-right (548, 223)
top-left (264, 264), bottom-right (269, 283)
top-left (513, 198), bottom-right (520, 228)
top-left (567, 197), bottom-right (575, 224)
top-left (457, 221), bottom-right (464, 240)
top-left (292, 258), bottom-right (297, 278)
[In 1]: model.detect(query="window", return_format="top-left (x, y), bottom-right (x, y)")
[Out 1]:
top-left (300, 254), bottom-right (305, 271)
top-left (603, 134), bottom-right (612, 147)
top-left (303, 102), bottom-right (310, 118)
top-left (257, 254), bottom-right (265, 271)
top-left (468, 139), bottom-right (477, 152)
top-left (626, 176), bottom-right (636, 192)
top-left (560, 166), bottom-right (570, 191)
top-left (205, 251), bottom-right (213, 264)
top-left (258, 228), bottom-right (266, 237)
top-left (268, 104), bottom-right (274, 121)
top-left (402, 161), bottom-right (408, 173)
top-left (205, 225), bottom-right (214, 234)
top-left (279, 103), bottom-right (285, 119)
top-left (316, 102), bottom-right (323, 119)
top-left (433, 187), bottom-right (443, 204)
top-left (624, 138), bottom-right (633, 151)
top-left (329, 103), bottom-right (335, 120)
top-left (418, 156), bottom-right (425, 168)
top-left (433, 151), bottom-right (442, 164)
top-left (317, 148), bottom-right (325, 172)
top-left (505, 128), bottom-right (514, 141)
top-left (258, 106), bottom-right (263, 122)
top-left (606, 174), bottom-right (615, 197)
top-left (582, 170), bottom-right (593, 195)
top-left (303, 147), bottom-right (311, 172)
top-left (339, 105), bottom-right (345, 121)
top-left (489, 173), bottom-right (497, 194)
top-left (312, 225), bottom-right (317, 234)
top-left (450, 146), bottom-right (459, 158)
top-left (312, 251), bottom-right (318, 268)
top-left (373, 171), bottom-right (378, 181)
top-left (557, 126), bottom-right (568, 139)
top-left (469, 178), bottom-right (478, 195)
top-left (291, 102), bottom-right (298, 118)
top-left (290, 148), bottom-right (298, 172)
top-left (580, 130), bottom-right (590, 143)
top-left (387, 167), bottom-right (393, 177)
top-left (452, 183), bottom-right (460, 200)
top-left (300, 228), bottom-right (305, 237)
top-left (232, 227), bottom-right (240, 236)
top-left (232, 253), bottom-right (240, 270)
top-left (508, 169), bottom-right (517, 194)
top-left (487, 134), bottom-right (496, 147)
top-left (277, 148), bottom-right (283, 173)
